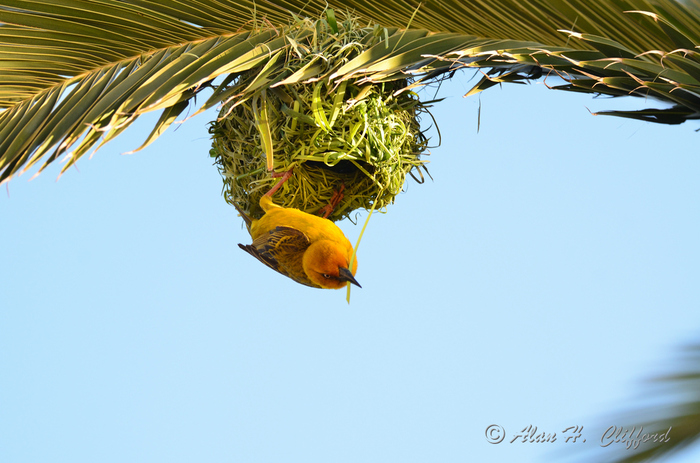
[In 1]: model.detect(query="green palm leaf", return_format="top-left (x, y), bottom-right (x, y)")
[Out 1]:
top-left (0, 1), bottom-right (284, 181)
top-left (1, 0), bottom-right (700, 185)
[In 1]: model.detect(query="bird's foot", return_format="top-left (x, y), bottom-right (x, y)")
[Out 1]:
top-left (264, 168), bottom-right (294, 198)
top-left (318, 184), bottom-right (345, 219)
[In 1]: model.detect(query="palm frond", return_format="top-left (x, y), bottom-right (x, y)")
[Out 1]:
top-left (2, 0), bottom-right (700, 184)
top-left (0, 1), bottom-right (291, 182)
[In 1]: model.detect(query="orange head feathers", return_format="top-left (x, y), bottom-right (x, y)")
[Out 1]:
top-left (235, 195), bottom-right (360, 290)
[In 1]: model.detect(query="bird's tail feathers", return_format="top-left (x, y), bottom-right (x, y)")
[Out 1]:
top-left (233, 202), bottom-right (253, 229)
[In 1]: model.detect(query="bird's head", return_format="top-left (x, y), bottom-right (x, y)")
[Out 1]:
top-left (303, 240), bottom-right (361, 290)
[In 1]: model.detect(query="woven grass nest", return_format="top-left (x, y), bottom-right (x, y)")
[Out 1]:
top-left (210, 11), bottom-right (433, 222)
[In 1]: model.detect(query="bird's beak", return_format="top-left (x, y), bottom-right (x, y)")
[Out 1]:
top-left (338, 267), bottom-right (361, 288)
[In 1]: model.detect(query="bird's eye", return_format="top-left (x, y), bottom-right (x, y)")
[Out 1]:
top-left (322, 274), bottom-right (331, 279)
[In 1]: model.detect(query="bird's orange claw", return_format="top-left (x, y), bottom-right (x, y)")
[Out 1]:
top-left (318, 184), bottom-right (345, 219)
top-left (264, 168), bottom-right (294, 198)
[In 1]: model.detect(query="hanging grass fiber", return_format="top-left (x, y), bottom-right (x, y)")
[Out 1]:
top-left (209, 11), bottom-right (432, 222)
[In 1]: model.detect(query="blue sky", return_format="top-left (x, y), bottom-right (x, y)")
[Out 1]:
top-left (2, 74), bottom-right (700, 463)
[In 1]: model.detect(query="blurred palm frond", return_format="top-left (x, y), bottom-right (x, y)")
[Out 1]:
top-left (580, 342), bottom-right (700, 463)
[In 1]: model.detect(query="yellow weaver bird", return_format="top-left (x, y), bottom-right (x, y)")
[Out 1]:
top-left (234, 171), bottom-right (361, 290)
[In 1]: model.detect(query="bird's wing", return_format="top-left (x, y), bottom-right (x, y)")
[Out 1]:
top-left (238, 226), bottom-right (319, 288)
